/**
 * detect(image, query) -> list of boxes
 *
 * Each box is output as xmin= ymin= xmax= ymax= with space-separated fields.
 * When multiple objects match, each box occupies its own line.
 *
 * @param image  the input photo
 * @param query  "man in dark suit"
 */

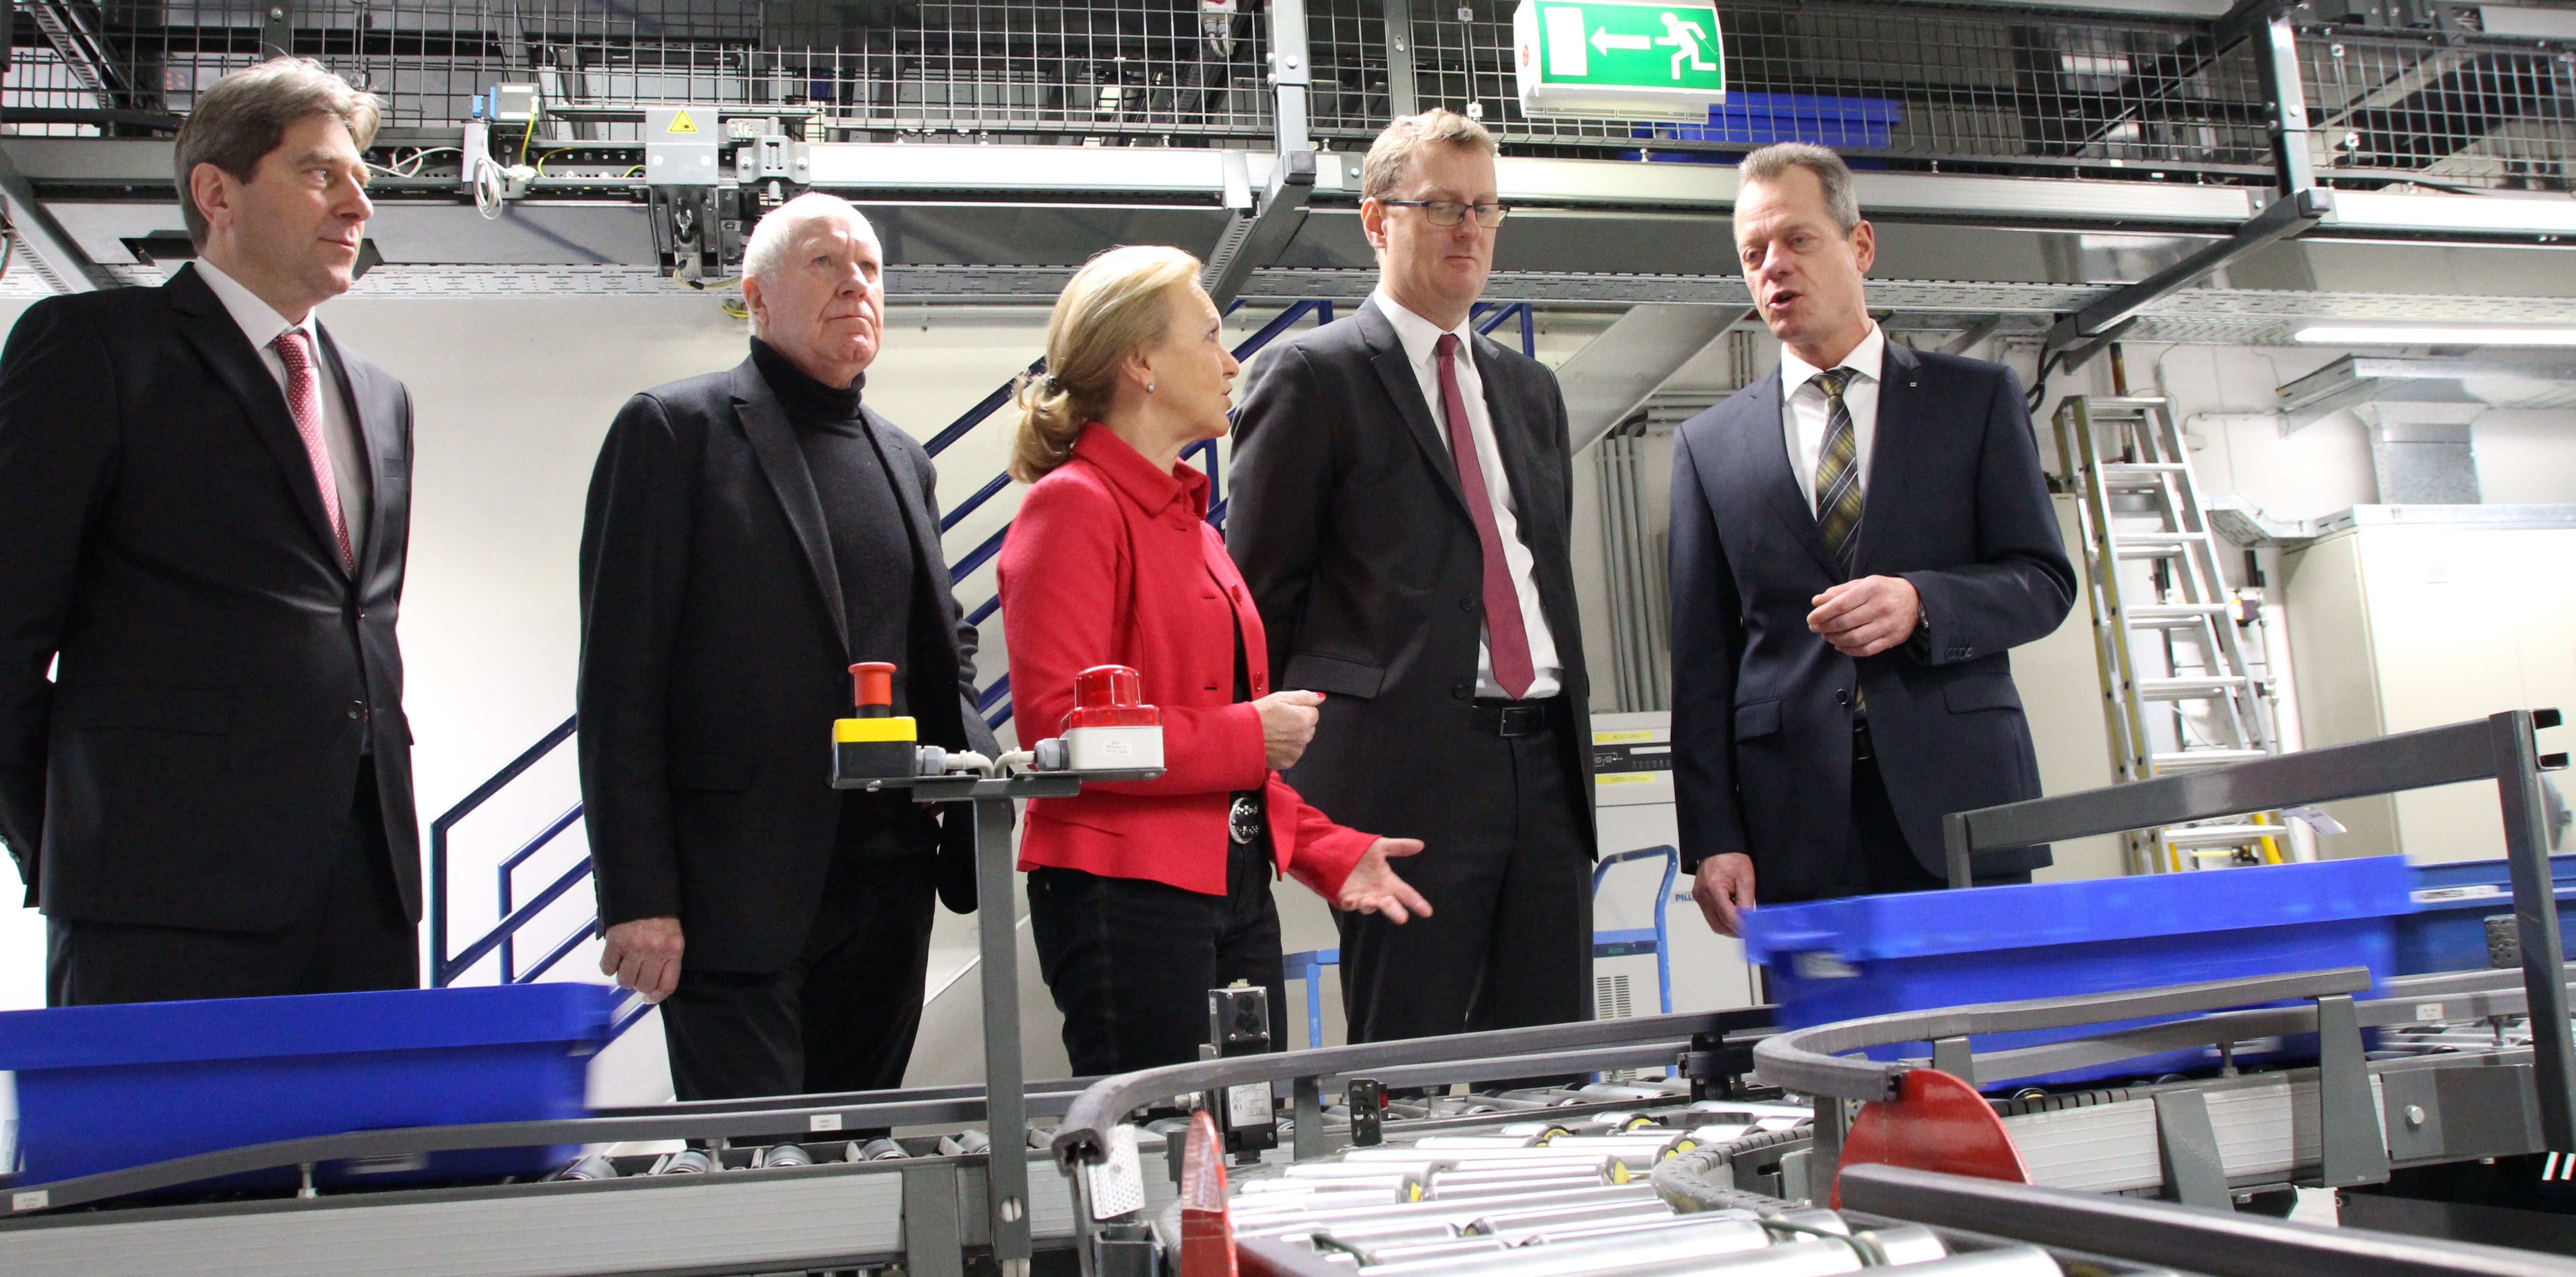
xmin=0 ymin=60 xmax=419 ymax=1005
xmin=1229 ymin=110 xmax=1596 ymax=1044
xmin=579 ymin=193 xmax=998 ymax=1100
xmin=1671 ymin=143 xmax=2076 ymax=936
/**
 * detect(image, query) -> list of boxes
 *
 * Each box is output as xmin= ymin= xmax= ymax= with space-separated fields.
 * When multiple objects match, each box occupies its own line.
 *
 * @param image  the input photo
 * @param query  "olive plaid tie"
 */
xmin=1811 ymin=367 xmax=1863 ymax=576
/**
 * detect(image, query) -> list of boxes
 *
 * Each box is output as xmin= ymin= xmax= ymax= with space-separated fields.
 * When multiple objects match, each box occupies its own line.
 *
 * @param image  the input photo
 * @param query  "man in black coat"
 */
xmin=579 ymin=194 xmax=998 ymax=1101
xmin=1228 ymin=111 xmax=1596 ymax=1044
xmin=1671 ymin=144 xmax=2077 ymax=935
xmin=0 ymin=60 xmax=420 ymax=1004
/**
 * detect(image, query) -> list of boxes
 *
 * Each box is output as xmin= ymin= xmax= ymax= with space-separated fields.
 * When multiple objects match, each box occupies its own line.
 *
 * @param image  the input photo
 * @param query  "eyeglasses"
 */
xmin=1377 ymin=199 xmax=1511 ymax=229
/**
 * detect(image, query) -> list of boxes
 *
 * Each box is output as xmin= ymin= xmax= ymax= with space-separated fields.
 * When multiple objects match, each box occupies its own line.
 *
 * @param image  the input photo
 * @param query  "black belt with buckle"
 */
xmin=1469 ymin=699 xmax=1552 ymax=737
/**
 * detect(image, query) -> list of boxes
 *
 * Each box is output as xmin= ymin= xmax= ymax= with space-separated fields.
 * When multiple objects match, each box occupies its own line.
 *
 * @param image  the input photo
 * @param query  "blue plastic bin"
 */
xmin=1628 ymin=93 xmax=1904 ymax=162
xmin=2398 ymin=854 xmax=2576 ymax=974
xmin=0 ymin=982 xmax=619 ymax=1188
xmin=1740 ymin=856 xmax=2413 ymax=1087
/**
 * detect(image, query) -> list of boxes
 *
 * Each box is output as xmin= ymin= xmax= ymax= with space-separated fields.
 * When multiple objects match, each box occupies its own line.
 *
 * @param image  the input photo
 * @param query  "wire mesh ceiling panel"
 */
xmin=1310 ymin=0 xmax=2278 ymax=184
xmin=0 ymin=0 xmax=2563 ymax=186
xmin=2304 ymin=29 xmax=2574 ymax=192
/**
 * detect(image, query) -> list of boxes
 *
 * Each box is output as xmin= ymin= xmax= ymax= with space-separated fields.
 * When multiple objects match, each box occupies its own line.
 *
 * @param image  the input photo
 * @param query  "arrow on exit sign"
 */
xmin=1515 ymin=0 xmax=1726 ymax=119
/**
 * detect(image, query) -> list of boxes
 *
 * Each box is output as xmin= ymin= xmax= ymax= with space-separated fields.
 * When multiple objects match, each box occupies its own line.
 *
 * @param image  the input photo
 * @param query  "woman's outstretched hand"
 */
xmin=1335 ymin=838 xmax=1433 ymax=924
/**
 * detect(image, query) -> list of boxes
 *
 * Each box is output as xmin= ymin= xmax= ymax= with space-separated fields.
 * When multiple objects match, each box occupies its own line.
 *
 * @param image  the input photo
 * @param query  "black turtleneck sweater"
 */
xmin=751 ymin=337 xmax=936 ymax=865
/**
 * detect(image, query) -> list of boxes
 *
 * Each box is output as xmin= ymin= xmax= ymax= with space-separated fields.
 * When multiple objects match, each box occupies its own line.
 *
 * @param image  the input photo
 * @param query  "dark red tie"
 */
xmin=274 ymin=330 xmax=354 ymax=573
xmin=1435 ymin=333 xmax=1535 ymax=699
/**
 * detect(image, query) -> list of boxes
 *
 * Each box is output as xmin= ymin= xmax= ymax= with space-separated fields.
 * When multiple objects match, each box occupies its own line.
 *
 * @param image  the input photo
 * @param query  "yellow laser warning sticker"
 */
xmin=666 ymin=111 xmax=699 ymax=135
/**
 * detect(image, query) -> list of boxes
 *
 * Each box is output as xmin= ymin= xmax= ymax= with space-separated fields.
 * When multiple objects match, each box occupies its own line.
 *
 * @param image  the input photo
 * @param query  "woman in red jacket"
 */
xmin=999 ymin=246 xmax=1431 ymax=1076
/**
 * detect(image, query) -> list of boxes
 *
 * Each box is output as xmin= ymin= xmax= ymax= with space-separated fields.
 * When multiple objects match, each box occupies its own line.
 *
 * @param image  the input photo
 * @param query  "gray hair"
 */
xmin=741 ymin=192 xmax=881 ymax=334
xmin=1361 ymin=109 xmax=1498 ymax=202
xmin=1740 ymin=143 xmax=1860 ymax=234
xmin=173 ymin=58 xmax=381 ymax=249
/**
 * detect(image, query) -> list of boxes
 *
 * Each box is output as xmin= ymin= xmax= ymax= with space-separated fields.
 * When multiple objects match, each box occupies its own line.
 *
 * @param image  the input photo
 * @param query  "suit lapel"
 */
xmin=1738 ymin=370 xmax=1845 ymax=580
xmin=731 ymin=361 xmax=851 ymax=659
xmin=1851 ymin=340 xmax=1921 ymax=577
xmin=316 ymin=325 xmax=396 ymax=580
xmin=1357 ymin=301 xmax=1470 ymax=519
xmin=1471 ymin=333 xmax=1550 ymax=554
xmin=166 ymin=265 xmax=345 ymax=570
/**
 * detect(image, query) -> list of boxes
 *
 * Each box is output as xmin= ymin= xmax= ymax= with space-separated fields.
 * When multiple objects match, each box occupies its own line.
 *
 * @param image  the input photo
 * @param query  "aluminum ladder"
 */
xmin=2053 ymin=395 xmax=2293 ymax=873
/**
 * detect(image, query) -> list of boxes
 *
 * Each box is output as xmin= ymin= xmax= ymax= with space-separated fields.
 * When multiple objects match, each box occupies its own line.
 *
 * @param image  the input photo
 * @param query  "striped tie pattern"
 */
xmin=1811 ymin=366 xmax=1863 ymax=575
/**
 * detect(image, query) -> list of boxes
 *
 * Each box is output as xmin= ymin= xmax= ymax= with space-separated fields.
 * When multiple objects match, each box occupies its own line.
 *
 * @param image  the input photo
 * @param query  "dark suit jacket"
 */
xmin=1668 ymin=341 xmax=2076 ymax=901
xmin=0 ymin=263 xmax=418 ymax=930
xmin=577 ymin=356 xmax=998 ymax=974
xmin=1227 ymin=299 xmax=1596 ymax=854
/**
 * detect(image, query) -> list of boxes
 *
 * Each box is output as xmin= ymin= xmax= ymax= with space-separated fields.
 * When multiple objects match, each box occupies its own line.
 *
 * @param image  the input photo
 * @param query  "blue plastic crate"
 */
xmin=1628 ymin=93 xmax=1904 ymax=162
xmin=2398 ymin=854 xmax=2576 ymax=974
xmin=1740 ymin=856 xmax=2413 ymax=1087
xmin=0 ymin=982 xmax=619 ymax=1188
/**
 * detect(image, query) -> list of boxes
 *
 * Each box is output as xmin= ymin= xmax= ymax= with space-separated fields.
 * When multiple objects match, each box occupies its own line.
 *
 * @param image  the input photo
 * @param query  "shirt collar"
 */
xmin=1371 ymin=290 xmax=1476 ymax=371
xmin=194 ymin=259 xmax=318 ymax=353
xmin=1778 ymin=322 xmax=1885 ymax=395
xmin=1072 ymin=424 xmax=1209 ymax=519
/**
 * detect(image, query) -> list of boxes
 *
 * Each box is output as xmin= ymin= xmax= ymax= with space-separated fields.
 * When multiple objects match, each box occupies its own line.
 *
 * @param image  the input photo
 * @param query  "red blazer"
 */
xmin=1000 ymin=426 xmax=1376 ymax=898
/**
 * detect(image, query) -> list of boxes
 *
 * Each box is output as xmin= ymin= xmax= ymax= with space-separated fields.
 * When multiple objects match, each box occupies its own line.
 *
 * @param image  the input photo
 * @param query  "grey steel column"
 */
xmin=2493 ymin=709 xmax=2576 ymax=1153
xmin=1270 ymin=0 xmax=1313 ymax=153
xmin=1381 ymin=0 xmax=1419 ymax=118
xmin=976 ymin=792 xmax=1033 ymax=1270
xmin=2252 ymin=13 xmax=2315 ymax=196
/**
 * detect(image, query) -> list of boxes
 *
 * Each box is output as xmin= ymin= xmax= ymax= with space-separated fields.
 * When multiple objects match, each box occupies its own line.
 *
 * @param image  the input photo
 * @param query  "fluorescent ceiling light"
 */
xmin=2293 ymin=326 xmax=2576 ymax=346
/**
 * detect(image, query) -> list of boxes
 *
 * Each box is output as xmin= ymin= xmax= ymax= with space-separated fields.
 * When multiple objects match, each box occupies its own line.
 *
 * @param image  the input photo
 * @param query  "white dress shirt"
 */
xmin=1372 ymin=291 xmax=1564 ymax=700
xmin=1778 ymin=323 xmax=1886 ymax=517
xmin=195 ymin=259 xmax=371 ymax=559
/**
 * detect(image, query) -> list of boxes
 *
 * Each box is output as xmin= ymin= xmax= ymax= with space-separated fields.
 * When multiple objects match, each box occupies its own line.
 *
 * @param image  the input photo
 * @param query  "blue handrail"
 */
xmin=428 ymin=713 xmax=576 ymax=988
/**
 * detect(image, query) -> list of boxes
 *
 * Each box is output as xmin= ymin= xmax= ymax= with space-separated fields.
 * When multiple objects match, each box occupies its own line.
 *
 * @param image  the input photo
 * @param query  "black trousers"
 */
xmin=1029 ymin=839 xmax=1288 ymax=1077
xmin=48 ymin=756 xmax=416 ymax=1005
xmin=658 ymin=852 xmax=939 ymax=1101
xmin=1335 ymin=699 xmax=1593 ymax=1044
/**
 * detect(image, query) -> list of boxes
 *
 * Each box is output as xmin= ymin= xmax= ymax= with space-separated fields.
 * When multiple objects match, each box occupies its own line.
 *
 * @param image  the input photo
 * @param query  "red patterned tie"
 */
xmin=273 ymin=330 xmax=354 ymax=573
xmin=1434 ymin=333 xmax=1536 ymax=699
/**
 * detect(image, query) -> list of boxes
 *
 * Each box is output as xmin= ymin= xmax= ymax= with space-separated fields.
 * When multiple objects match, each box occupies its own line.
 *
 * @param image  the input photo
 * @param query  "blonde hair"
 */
xmin=1361 ymin=109 xmax=1497 ymax=202
xmin=1010 ymin=245 xmax=1204 ymax=484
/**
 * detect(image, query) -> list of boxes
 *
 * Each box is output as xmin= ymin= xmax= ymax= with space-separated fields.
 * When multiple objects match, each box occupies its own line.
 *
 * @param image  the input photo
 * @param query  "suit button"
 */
xmin=1459 ymin=596 xmax=1477 ymax=612
xmin=348 ymin=701 xmax=366 ymax=720
xmin=1452 ymin=681 xmax=1471 ymax=700
xmin=1836 ymin=689 xmax=1849 ymax=708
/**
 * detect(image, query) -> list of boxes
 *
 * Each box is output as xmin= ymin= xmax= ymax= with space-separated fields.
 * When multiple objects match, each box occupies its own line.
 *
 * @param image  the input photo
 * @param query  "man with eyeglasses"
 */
xmin=1229 ymin=109 xmax=1596 ymax=1047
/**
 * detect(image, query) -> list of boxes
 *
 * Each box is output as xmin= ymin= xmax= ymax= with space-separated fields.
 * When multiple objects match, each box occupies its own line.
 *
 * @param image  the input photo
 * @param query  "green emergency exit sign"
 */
xmin=1513 ymin=0 xmax=1727 ymax=119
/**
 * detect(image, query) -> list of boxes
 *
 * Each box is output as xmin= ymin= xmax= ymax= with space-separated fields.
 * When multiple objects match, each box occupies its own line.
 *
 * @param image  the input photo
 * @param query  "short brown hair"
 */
xmin=1739 ymin=143 xmax=1860 ymax=234
xmin=1360 ymin=109 xmax=1497 ymax=202
xmin=1010 ymin=245 xmax=1204 ymax=484
xmin=173 ymin=58 xmax=382 ymax=248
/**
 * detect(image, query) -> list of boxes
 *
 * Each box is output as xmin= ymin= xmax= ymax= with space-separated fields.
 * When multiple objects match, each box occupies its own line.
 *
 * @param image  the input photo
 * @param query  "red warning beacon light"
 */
xmin=1061 ymin=664 xmax=1164 ymax=770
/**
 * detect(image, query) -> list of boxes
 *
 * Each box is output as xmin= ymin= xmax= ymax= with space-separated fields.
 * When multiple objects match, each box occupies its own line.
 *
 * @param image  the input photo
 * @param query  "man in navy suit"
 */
xmin=1669 ymin=143 xmax=2076 ymax=936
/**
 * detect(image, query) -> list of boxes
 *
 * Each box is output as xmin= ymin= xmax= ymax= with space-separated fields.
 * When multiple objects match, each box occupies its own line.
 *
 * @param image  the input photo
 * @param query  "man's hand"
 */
xmin=1692 ymin=854 xmax=1758 ymax=938
xmin=1253 ymin=689 xmax=1325 ymax=770
xmin=1335 ymin=838 xmax=1434 ymax=924
xmin=600 ymin=915 xmax=685 ymax=1003
xmin=1808 ymin=575 xmax=1921 ymax=658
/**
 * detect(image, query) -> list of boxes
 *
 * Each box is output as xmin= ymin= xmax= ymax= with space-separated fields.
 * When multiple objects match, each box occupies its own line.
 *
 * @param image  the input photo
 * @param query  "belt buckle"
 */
xmin=1500 ymin=704 xmax=1544 ymax=737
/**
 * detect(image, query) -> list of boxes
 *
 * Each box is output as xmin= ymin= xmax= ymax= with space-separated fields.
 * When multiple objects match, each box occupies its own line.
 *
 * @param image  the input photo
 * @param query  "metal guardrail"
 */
xmin=1941 ymin=708 xmax=2573 ymax=1154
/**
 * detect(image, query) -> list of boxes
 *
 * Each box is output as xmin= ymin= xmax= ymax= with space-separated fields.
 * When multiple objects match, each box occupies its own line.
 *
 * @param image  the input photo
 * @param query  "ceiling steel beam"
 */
xmin=2041 ymin=186 xmax=2332 ymax=372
